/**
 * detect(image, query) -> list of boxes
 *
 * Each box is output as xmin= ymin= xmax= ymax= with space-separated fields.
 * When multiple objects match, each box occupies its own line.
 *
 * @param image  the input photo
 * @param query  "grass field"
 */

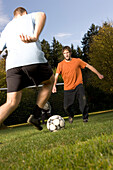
xmin=0 ymin=111 xmax=113 ymax=170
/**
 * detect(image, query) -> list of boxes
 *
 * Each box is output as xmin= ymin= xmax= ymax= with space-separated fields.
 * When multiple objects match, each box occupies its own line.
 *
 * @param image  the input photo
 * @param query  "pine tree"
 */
xmin=41 ymin=39 xmax=52 ymax=65
xmin=71 ymin=44 xmax=77 ymax=58
xmin=76 ymin=46 xmax=83 ymax=59
xmin=81 ymin=24 xmax=99 ymax=62
xmin=51 ymin=37 xmax=63 ymax=68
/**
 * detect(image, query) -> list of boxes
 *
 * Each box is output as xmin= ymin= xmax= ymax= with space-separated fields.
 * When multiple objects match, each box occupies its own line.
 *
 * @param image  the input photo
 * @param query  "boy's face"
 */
xmin=63 ymin=49 xmax=71 ymax=61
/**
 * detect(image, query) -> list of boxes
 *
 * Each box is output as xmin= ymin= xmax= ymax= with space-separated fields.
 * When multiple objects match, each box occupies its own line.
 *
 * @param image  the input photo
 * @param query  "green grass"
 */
xmin=0 ymin=112 xmax=113 ymax=170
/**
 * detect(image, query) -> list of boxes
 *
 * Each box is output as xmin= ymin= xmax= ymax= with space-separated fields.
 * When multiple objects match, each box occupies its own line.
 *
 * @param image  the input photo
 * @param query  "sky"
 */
xmin=0 ymin=0 xmax=113 ymax=49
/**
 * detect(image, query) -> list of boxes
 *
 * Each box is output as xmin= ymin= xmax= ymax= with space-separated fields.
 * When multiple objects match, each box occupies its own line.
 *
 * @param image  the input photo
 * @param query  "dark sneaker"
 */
xmin=83 ymin=119 xmax=88 ymax=123
xmin=69 ymin=117 xmax=73 ymax=123
xmin=27 ymin=115 xmax=43 ymax=130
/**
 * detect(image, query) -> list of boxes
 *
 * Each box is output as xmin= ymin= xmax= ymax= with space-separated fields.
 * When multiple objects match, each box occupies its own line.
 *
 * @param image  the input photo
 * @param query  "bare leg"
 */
xmin=27 ymin=74 xmax=54 ymax=130
xmin=0 ymin=90 xmax=22 ymax=124
xmin=36 ymin=74 xmax=54 ymax=108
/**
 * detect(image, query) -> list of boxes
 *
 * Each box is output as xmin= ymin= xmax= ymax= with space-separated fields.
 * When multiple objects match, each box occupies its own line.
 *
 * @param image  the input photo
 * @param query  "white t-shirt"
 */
xmin=0 ymin=12 xmax=47 ymax=71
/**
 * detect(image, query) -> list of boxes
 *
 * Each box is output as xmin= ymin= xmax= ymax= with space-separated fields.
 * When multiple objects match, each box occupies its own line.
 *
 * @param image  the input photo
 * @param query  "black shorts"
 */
xmin=6 ymin=63 xmax=53 ymax=92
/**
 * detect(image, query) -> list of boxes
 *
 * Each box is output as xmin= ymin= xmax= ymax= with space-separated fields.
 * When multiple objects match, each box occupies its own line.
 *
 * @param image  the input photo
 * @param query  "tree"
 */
xmin=41 ymin=39 xmax=52 ymax=65
xmin=0 ymin=58 xmax=6 ymax=107
xmin=0 ymin=58 xmax=6 ymax=88
xmin=76 ymin=46 xmax=83 ymax=59
xmin=51 ymin=37 xmax=63 ymax=68
xmin=71 ymin=44 xmax=77 ymax=58
xmin=81 ymin=24 xmax=99 ymax=62
xmin=88 ymin=22 xmax=113 ymax=94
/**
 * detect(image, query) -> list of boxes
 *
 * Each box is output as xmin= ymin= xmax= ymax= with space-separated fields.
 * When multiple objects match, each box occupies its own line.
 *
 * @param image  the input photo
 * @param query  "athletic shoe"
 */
xmin=27 ymin=115 xmax=43 ymax=130
xmin=83 ymin=119 xmax=88 ymax=122
xmin=69 ymin=117 xmax=73 ymax=123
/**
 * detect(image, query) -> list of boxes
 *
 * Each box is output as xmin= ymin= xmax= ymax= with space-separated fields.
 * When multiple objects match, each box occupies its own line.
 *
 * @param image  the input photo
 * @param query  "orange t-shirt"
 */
xmin=56 ymin=58 xmax=87 ymax=90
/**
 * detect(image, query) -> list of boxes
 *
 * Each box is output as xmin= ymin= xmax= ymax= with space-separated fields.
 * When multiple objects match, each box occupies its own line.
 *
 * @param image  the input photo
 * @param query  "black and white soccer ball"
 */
xmin=47 ymin=115 xmax=65 ymax=132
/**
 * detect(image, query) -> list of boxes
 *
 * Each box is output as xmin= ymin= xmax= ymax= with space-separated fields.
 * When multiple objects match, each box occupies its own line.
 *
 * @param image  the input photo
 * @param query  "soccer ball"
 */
xmin=47 ymin=115 xmax=65 ymax=132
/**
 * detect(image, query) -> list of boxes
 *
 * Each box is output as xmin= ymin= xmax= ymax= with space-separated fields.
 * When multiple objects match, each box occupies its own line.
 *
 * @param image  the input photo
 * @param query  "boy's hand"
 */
xmin=52 ymin=85 xmax=57 ymax=93
xmin=98 ymin=74 xmax=104 ymax=79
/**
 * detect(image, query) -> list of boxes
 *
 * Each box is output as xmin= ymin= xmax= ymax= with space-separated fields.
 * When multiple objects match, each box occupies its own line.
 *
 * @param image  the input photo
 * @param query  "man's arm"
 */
xmin=20 ymin=12 xmax=46 ymax=43
xmin=86 ymin=63 xmax=104 ymax=79
xmin=52 ymin=73 xmax=59 ymax=93
xmin=33 ymin=12 xmax=46 ymax=40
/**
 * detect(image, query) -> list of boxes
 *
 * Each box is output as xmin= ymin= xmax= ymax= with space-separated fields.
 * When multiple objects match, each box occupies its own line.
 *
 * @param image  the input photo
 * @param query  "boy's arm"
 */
xmin=33 ymin=12 xmax=46 ymax=40
xmin=86 ymin=64 xmax=104 ymax=79
xmin=20 ymin=12 xmax=46 ymax=43
xmin=52 ymin=73 xmax=59 ymax=93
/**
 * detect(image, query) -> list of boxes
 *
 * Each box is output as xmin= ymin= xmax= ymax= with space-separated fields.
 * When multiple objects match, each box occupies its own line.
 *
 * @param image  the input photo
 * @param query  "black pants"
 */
xmin=64 ymin=84 xmax=89 ymax=120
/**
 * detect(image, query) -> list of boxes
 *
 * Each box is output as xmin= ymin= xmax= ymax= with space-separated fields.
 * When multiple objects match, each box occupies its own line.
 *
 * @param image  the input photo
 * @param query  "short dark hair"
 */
xmin=62 ymin=46 xmax=72 ymax=53
xmin=13 ymin=7 xmax=27 ymax=16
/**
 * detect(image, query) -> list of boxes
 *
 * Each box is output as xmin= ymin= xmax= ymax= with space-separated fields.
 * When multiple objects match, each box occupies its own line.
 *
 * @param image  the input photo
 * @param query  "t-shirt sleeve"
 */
xmin=78 ymin=59 xmax=87 ymax=69
xmin=56 ymin=63 xmax=62 ymax=74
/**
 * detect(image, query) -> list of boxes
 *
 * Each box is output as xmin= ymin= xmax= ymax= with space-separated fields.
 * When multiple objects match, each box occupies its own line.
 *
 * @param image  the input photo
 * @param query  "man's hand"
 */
xmin=19 ymin=12 xmax=46 ymax=44
xmin=98 ymin=74 xmax=104 ymax=80
xmin=19 ymin=34 xmax=38 ymax=43
xmin=86 ymin=64 xmax=104 ymax=80
xmin=52 ymin=85 xmax=57 ymax=93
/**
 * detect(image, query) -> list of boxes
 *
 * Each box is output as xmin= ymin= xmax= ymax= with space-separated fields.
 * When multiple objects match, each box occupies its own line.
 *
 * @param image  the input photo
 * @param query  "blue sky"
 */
xmin=0 ymin=0 xmax=113 ymax=48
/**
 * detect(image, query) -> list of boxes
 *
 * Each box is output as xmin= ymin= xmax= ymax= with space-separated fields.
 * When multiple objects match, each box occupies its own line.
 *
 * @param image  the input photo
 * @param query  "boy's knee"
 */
xmin=7 ymin=98 xmax=20 ymax=109
xmin=6 ymin=91 xmax=22 ymax=108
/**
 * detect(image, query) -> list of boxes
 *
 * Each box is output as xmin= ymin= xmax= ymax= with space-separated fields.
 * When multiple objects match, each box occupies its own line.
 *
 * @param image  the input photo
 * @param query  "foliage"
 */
xmin=2 ymin=85 xmax=112 ymax=126
xmin=71 ymin=44 xmax=77 ymax=58
xmin=76 ymin=45 xmax=83 ymax=59
xmin=88 ymin=22 xmax=113 ymax=94
xmin=51 ymin=37 xmax=63 ymax=68
xmin=0 ymin=58 xmax=6 ymax=88
xmin=81 ymin=23 xmax=99 ymax=62
xmin=41 ymin=37 xmax=63 ymax=68
xmin=86 ymin=85 xmax=113 ymax=112
xmin=41 ymin=39 xmax=52 ymax=65
xmin=0 ymin=112 xmax=113 ymax=169
xmin=0 ymin=59 xmax=6 ymax=102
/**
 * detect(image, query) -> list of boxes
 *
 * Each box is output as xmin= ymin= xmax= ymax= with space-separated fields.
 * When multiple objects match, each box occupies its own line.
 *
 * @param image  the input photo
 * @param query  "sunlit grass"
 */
xmin=0 ymin=112 xmax=113 ymax=169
